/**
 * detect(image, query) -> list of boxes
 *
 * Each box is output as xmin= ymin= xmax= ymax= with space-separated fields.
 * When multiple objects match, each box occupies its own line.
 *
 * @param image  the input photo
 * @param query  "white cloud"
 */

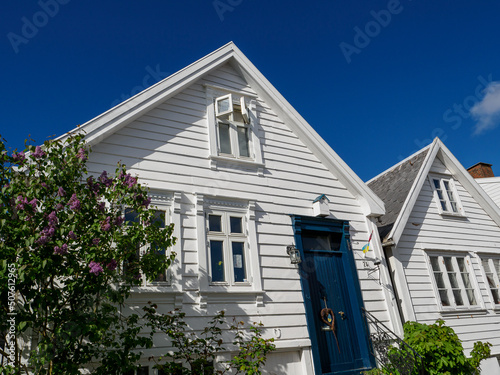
xmin=471 ymin=81 xmax=500 ymax=135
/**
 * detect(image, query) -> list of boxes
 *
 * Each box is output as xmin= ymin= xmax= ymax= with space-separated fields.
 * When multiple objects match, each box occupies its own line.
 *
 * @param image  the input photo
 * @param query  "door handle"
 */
xmin=338 ymin=311 xmax=346 ymax=320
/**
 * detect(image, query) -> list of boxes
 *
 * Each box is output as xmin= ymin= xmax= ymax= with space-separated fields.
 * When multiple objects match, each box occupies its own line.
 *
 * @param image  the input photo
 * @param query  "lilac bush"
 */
xmin=0 ymin=133 xmax=176 ymax=374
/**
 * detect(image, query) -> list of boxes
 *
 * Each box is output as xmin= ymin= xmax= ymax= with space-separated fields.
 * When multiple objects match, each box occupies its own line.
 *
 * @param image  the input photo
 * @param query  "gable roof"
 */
xmin=57 ymin=42 xmax=385 ymax=217
xmin=368 ymin=138 xmax=500 ymax=244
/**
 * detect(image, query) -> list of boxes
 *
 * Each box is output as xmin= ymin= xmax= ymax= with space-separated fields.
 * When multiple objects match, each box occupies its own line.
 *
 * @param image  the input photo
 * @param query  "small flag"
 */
xmin=362 ymin=231 xmax=373 ymax=254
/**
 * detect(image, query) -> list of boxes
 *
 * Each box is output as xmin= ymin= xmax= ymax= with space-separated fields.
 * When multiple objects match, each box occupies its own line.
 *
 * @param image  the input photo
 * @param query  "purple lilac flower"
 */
xmin=41 ymin=182 xmax=48 ymax=189
xmin=68 ymin=231 xmax=77 ymax=240
xmin=16 ymin=196 xmax=28 ymax=210
xmin=101 ymin=216 xmax=111 ymax=232
xmin=76 ymin=148 xmax=87 ymax=161
xmin=99 ymin=171 xmax=113 ymax=187
xmin=54 ymin=244 xmax=68 ymax=255
xmin=28 ymin=198 xmax=38 ymax=209
xmin=114 ymin=216 xmax=124 ymax=226
xmin=32 ymin=146 xmax=45 ymax=159
xmin=55 ymin=203 xmax=64 ymax=211
xmin=142 ymin=197 xmax=151 ymax=208
xmin=123 ymin=174 xmax=137 ymax=188
xmin=97 ymin=202 xmax=105 ymax=212
xmin=57 ymin=187 xmax=66 ymax=197
xmin=48 ymin=211 xmax=58 ymax=226
xmin=37 ymin=236 xmax=49 ymax=245
xmin=106 ymin=259 xmax=117 ymax=271
xmin=12 ymin=151 xmax=26 ymax=162
xmin=92 ymin=238 xmax=100 ymax=245
xmin=68 ymin=194 xmax=81 ymax=211
xmin=89 ymin=261 xmax=103 ymax=276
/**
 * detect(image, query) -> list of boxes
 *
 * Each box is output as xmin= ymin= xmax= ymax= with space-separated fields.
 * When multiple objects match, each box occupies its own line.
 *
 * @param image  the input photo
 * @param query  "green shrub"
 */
xmin=364 ymin=319 xmax=491 ymax=375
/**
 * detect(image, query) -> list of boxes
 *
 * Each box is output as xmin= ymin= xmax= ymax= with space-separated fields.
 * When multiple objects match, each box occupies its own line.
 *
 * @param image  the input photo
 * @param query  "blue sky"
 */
xmin=2 ymin=0 xmax=500 ymax=181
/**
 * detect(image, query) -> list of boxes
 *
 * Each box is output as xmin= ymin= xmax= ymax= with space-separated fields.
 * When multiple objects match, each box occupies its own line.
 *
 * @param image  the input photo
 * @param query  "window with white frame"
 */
xmin=205 ymin=87 xmax=264 ymax=170
xmin=215 ymin=94 xmax=251 ymax=159
xmin=429 ymin=176 xmax=463 ymax=215
xmin=428 ymin=254 xmax=479 ymax=309
xmin=123 ymin=193 xmax=174 ymax=285
xmin=480 ymin=257 xmax=500 ymax=306
xmin=207 ymin=211 xmax=249 ymax=285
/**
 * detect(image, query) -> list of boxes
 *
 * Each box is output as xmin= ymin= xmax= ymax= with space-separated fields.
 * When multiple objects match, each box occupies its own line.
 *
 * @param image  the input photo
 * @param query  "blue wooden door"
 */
xmin=292 ymin=216 xmax=374 ymax=375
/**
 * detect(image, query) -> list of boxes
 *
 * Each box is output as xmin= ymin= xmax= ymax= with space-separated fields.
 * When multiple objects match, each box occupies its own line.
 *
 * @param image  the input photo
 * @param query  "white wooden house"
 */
xmin=57 ymin=42 xmax=402 ymax=374
xmin=367 ymin=138 xmax=500 ymax=374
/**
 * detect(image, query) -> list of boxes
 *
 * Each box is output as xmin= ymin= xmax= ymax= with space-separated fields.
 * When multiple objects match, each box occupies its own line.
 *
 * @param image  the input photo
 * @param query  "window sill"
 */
xmin=439 ymin=308 xmax=487 ymax=317
xmin=199 ymin=289 xmax=264 ymax=308
xmin=130 ymin=285 xmax=181 ymax=294
xmin=438 ymin=211 xmax=466 ymax=218
xmin=209 ymin=155 xmax=264 ymax=172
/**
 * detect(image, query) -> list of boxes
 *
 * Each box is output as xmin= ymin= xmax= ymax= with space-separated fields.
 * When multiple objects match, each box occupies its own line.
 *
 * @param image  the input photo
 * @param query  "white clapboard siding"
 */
xmin=477 ymin=178 xmax=500 ymax=208
xmin=84 ymin=61 xmax=393 ymax=363
xmin=398 ymin=157 xmax=500 ymax=354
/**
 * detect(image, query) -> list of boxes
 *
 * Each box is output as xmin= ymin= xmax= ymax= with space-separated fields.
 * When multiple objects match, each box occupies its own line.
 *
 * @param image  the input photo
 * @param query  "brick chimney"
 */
xmin=467 ymin=162 xmax=494 ymax=179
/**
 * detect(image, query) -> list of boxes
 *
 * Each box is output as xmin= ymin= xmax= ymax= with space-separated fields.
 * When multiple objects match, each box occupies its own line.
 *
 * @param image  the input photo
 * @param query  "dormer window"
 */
xmin=429 ymin=176 xmax=464 ymax=215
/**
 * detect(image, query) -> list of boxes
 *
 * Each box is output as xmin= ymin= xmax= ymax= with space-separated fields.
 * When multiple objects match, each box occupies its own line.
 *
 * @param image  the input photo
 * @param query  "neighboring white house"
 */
xmin=57 ymin=42 xmax=401 ymax=375
xmin=367 ymin=138 xmax=500 ymax=374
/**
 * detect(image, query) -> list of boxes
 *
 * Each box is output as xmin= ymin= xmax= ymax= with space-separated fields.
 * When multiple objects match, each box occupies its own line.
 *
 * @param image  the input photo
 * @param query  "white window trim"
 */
xmin=196 ymin=194 xmax=263 ymax=306
xmin=207 ymin=210 xmax=250 ymax=286
xmin=205 ymin=86 xmax=264 ymax=171
xmin=425 ymin=251 xmax=483 ymax=312
xmin=129 ymin=191 xmax=182 ymax=293
xmin=478 ymin=254 xmax=500 ymax=310
xmin=428 ymin=175 xmax=465 ymax=216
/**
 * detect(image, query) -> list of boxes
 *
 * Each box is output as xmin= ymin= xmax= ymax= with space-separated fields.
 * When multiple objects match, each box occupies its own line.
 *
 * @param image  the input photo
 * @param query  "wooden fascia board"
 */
xmin=229 ymin=47 xmax=385 ymax=217
xmin=437 ymin=140 xmax=500 ymax=228
xmin=388 ymin=139 xmax=441 ymax=245
xmin=57 ymin=42 xmax=238 ymax=146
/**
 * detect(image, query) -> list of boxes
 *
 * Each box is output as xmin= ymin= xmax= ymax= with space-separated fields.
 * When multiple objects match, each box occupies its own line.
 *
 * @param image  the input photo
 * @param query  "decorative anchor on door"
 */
xmin=320 ymin=297 xmax=341 ymax=353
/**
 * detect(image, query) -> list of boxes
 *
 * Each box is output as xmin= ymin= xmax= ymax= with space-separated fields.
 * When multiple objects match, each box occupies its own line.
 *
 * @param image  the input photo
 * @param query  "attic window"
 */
xmin=205 ymin=86 xmax=264 ymax=170
xmin=215 ymin=94 xmax=233 ymax=116
xmin=429 ymin=176 xmax=464 ymax=216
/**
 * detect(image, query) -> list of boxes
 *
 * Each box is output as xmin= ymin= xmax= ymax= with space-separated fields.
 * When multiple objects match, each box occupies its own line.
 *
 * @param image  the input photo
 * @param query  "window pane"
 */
xmin=209 ymin=215 xmax=222 ymax=232
xmin=137 ymin=367 xmax=149 ymax=375
xmin=232 ymin=242 xmax=246 ymax=283
xmin=466 ymin=289 xmax=477 ymax=305
xmin=237 ymin=126 xmax=250 ymax=157
xmin=434 ymin=272 xmax=446 ymax=288
xmin=210 ymin=240 xmax=225 ymax=282
xmin=230 ymin=216 xmax=242 ymax=233
xmin=492 ymin=289 xmax=500 ymax=304
xmin=153 ymin=210 xmax=166 ymax=228
xmin=430 ymin=256 xmax=440 ymax=271
xmin=217 ymin=97 xmax=231 ymax=114
xmin=453 ymin=289 xmax=464 ymax=305
xmin=444 ymin=257 xmax=453 ymax=271
xmin=125 ymin=208 xmax=140 ymax=224
xmin=218 ymin=123 xmax=232 ymax=154
xmin=302 ymin=231 xmax=342 ymax=251
xmin=439 ymin=290 xmax=450 ymax=306
xmin=448 ymin=272 xmax=459 ymax=288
